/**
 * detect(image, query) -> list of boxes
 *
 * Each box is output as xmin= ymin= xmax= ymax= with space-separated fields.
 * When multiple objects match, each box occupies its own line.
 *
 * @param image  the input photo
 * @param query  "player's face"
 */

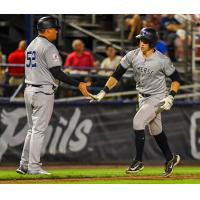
xmin=139 ymin=39 xmax=151 ymax=54
xmin=47 ymin=28 xmax=58 ymax=41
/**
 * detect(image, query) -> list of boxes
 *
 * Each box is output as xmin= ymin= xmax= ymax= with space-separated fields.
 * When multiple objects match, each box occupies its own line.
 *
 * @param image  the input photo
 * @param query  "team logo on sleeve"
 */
xmin=52 ymin=53 xmax=59 ymax=62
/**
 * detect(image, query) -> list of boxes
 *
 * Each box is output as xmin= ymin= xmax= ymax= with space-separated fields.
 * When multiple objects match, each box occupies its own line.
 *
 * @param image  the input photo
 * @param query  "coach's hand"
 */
xmin=78 ymin=82 xmax=91 ymax=97
xmin=89 ymin=90 xmax=106 ymax=102
xmin=159 ymin=95 xmax=174 ymax=111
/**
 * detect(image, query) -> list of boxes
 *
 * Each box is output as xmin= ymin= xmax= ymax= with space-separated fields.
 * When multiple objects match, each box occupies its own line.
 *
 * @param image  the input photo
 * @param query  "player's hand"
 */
xmin=159 ymin=95 xmax=174 ymax=111
xmin=78 ymin=82 xmax=91 ymax=97
xmin=89 ymin=90 xmax=106 ymax=102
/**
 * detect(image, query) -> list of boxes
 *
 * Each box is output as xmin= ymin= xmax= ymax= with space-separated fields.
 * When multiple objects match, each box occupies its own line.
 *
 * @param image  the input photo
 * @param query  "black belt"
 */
xmin=27 ymin=84 xmax=42 ymax=87
xmin=139 ymin=93 xmax=151 ymax=97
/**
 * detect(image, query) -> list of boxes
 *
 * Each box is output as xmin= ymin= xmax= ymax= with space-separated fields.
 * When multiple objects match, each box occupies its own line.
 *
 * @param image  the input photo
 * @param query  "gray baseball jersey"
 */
xmin=120 ymin=48 xmax=175 ymax=95
xmin=20 ymin=36 xmax=62 ymax=171
xmin=25 ymin=36 xmax=62 ymax=87
xmin=120 ymin=48 xmax=175 ymax=135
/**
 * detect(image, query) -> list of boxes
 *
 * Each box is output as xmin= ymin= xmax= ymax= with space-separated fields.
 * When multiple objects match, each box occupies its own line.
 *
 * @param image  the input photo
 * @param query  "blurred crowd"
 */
xmin=0 ymin=38 xmax=123 ymax=98
xmin=0 ymin=14 xmax=200 ymax=99
xmin=123 ymin=14 xmax=200 ymax=62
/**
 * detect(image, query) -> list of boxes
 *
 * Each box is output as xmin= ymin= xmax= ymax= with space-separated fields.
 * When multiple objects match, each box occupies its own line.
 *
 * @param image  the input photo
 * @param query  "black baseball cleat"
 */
xmin=16 ymin=165 xmax=28 ymax=175
xmin=163 ymin=154 xmax=180 ymax=177
xmin=126 ymin=160 xmax=144 ymax=174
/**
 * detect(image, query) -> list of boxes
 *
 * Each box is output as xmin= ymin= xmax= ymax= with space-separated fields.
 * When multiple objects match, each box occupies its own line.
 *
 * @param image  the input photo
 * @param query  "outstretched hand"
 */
xmin=78 ymin=82 xmax=91 ymax=97
xmin=89 ymin=90 xmax=106 ymax=102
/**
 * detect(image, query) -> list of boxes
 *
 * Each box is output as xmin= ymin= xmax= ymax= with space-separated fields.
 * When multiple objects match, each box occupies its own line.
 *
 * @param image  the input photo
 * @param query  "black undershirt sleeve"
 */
xmin=111 ymin=64 xmax=128 ymax=81
xmin=168 ymin=69 xmax=182 ymax=83
xmin=49 ymin=66 xmax=79 ymax=87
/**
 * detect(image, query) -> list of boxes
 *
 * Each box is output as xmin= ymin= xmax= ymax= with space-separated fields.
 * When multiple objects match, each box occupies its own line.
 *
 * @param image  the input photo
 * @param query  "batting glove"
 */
xmin=89 ymin=90 xmax=106 ymax=102
xmin=159 ymin=95 xmax=174 ymax=111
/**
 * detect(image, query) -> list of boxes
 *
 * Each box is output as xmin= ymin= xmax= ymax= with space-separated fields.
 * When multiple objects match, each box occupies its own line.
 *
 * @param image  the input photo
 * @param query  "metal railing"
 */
xmin=4 ymin=83 xmax=200 ymax=103
xmin=67 ymin=22 xmax=123 ymax=52
xmin=192 ymin=31 xmax=200 ymax=75
xmin=52 ymin=14 xmax=126 ymax=53
xmin=55 ymin=83 xmax=200 ymax=102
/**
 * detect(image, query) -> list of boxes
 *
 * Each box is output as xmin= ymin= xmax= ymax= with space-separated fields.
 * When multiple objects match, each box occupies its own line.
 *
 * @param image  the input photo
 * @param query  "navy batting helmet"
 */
xmin=136 ymin=27 xmax=158 ymax=48
xmin=37 ymin=16 xmax=60 ymax=31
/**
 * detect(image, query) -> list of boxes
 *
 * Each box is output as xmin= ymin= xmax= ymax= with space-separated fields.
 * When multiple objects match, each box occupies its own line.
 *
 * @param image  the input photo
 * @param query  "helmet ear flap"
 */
xmin=136 ymin=37 xmax=140 ymax=45
xmin=136 ymin=36 xmax=155 ymax=48
xmin=149 ymin=42 xmax=155 ymax=48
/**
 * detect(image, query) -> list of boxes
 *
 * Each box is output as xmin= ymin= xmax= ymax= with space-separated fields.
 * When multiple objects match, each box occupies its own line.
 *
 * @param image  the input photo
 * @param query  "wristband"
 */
xmin=169 ymin=90 xmax=176 ymax=97
xmin=103 ymin=86 xmax=110 ymax=93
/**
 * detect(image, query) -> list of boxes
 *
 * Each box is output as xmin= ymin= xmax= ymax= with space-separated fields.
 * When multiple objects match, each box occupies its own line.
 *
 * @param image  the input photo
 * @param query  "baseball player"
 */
xmin=16 ymin=16 xmax=91 ymax=175
xmin=90 ymin=27 xmax=181 ymax=177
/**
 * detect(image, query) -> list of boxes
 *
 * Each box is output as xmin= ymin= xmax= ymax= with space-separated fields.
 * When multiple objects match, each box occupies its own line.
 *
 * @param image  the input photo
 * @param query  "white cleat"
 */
xmin=28 ymin=169 xmax=51 ymax=175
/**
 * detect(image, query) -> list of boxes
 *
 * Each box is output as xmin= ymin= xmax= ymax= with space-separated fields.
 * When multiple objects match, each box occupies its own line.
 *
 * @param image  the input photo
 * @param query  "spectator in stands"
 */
xmin=62 ymin=39 xmax=95 ymax=98
xmin=143 ymin=14 xmax=161 ymax=31
xmin=0 ymin=46 xmax=7 ymax=96
xmin=175 ymin=29 xmax=187 ymax=62
xmin=8 ymin=40 xmax=26 ymax=86
xmin=189 ymin=14 xmax=200 ymax=58
xmin=160 ymin=14 xmax=184 ymax=61
xmin=99 ymin=45 xmax=122 ymax=76
xmin=64 ymin=39 xmax=95 ymax=70
xmin=126 ymin=15 xmax=143 ymax=42
xmin=0 ymin=46 xmax=6 ymax=65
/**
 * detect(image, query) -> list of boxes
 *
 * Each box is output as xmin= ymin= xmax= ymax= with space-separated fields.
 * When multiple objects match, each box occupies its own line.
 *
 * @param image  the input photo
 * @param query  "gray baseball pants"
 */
xmin=133 ymin=93 xmax=167 ymax=135
xmin=20 ymin=85 xmax=54 ymax=170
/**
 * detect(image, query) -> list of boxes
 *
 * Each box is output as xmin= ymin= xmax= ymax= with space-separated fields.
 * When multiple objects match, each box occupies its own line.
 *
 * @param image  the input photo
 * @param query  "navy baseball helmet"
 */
xmin=136 ymin=27 xmax=158 ymax=47
xmin=37 ymin=16 xmax=61 ymax=31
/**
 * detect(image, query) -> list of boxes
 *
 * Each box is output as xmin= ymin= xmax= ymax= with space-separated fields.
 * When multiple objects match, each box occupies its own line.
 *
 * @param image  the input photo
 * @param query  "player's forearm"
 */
xmin=103 ymin=64 xmax=127 ymax=93
xmin=168 ymin=70 xmax=182 ymax=96
xmin=103 ymin=76 xmax=118 ymax=92
xmin=170 ymin=81 xmax=181 ymax=96
xmin=49 ymin=66 xmax=79 ymax=87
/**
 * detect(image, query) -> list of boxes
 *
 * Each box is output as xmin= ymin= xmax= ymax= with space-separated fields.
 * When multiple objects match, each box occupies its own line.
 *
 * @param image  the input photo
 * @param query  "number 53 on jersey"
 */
xmin=26 ymin=51 xmax=37 ymax=68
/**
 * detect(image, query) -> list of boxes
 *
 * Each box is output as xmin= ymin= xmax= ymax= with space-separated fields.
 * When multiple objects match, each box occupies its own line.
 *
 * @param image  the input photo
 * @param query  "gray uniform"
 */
xmin=120 ymin=48 xmax=175 ymax=135
xmin=20 ymin=36 xmax=62 ymax=171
